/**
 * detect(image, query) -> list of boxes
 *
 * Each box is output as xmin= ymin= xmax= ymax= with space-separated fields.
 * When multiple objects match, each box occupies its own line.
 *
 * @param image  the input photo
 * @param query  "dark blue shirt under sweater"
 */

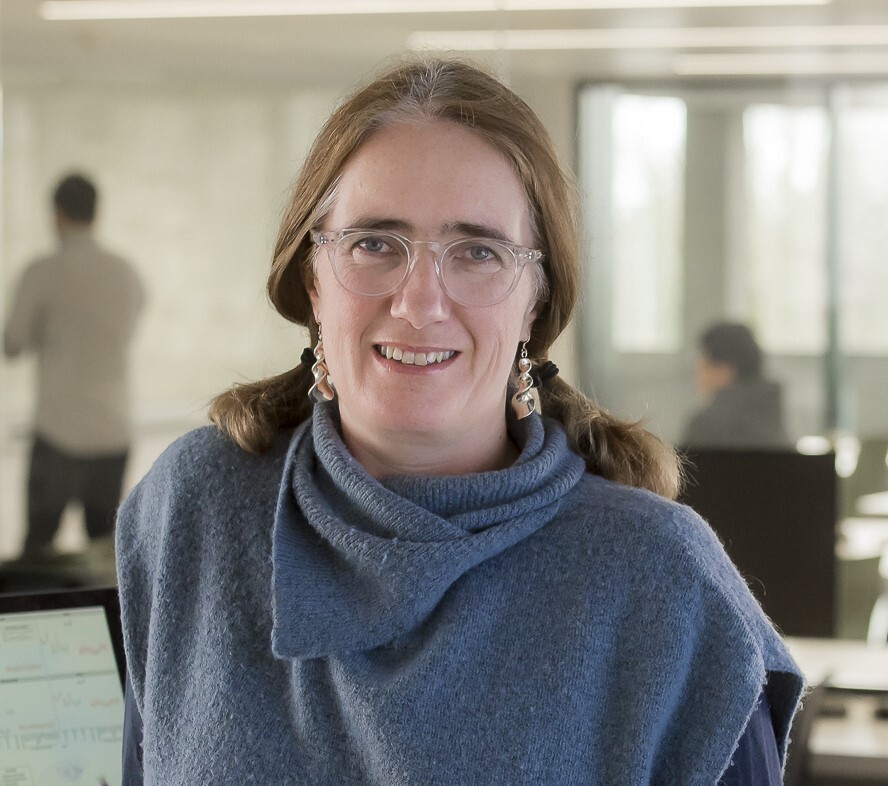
xmin=116 ymin=403 xmax=803 ymax=784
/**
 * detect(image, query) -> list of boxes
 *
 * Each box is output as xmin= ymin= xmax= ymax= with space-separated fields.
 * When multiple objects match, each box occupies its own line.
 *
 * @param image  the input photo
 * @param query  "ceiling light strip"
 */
xmin=674 ymin=52 xmax=888 ymax=75
xmin=409 ymin=26 xmax=888 ymax=51
xmin=40 ymin=1 xmax=489 ymax=19
xmin=508 ymin=0 xmax=828 ymax=6
xmin=40 ymin=0 xmax=830 ymax=22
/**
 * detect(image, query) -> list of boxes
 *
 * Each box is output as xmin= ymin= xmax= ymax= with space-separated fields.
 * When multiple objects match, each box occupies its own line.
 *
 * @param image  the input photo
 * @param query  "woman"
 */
xmin=117 ymin=57 xmax=803 ymax=784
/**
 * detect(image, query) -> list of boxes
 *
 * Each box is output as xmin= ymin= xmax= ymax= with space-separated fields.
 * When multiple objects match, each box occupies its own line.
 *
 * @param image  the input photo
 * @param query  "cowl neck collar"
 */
xmin=272 ymin=403 xmax=585 ymax=660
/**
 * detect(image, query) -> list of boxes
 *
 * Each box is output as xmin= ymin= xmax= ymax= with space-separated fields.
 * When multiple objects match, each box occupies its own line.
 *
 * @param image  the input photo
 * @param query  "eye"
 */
xmin=339 ymin=233 xmax=407 ymax=267
xmin=448 ymin=240 xmax=510 ymax=271
xmin=357 ymin=235 xmax=393 ymax=254
xmin=342 ymin=233 xmax=395 ymax=255
xmin=467 ymin=244 xmax=496 ymax=261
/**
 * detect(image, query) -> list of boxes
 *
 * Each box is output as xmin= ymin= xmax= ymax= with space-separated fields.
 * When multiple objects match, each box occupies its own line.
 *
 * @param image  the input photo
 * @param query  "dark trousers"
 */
xmin=24 ymin=435 xmax=129 ymax=554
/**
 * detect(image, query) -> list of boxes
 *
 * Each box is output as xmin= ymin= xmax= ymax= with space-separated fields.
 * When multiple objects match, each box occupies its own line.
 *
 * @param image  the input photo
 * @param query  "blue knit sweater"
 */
xmin=117 ymin=404 xmax=803 ymax=784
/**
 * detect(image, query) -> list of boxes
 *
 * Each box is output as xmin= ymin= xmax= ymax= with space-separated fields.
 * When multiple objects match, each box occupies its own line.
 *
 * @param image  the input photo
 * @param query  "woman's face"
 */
xmin=308 ymin=118 xmax=538 ymax=472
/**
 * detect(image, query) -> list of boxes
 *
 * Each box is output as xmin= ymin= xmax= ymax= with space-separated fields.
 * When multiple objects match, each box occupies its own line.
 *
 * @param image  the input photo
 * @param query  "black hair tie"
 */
xmin=531 ymin=360 xmax=559 ymax=388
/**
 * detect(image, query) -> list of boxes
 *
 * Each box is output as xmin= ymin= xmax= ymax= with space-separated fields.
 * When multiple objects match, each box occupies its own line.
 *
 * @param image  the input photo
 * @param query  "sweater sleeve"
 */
xmin=114 ymin=427 xmax=219 ymax=711
xmin=115 ymin=425 xmax=292 ymax=748
xmin=123 ymin=675 xmax=145 ymax=785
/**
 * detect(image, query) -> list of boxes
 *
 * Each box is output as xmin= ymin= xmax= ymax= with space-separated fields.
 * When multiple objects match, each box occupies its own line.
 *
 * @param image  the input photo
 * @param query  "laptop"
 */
xmin=0 ymin=586 xmax=126 ymax=786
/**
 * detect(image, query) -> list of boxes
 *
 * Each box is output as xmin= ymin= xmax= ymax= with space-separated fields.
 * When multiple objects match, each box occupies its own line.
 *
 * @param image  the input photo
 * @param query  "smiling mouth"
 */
xmin=374 ymin=344 xmax=457 ymax=367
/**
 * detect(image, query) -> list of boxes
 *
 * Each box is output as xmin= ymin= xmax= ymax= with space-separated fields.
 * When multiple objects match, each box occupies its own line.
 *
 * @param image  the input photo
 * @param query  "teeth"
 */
xmin=376 ymin=346 xmax=454 ymax=366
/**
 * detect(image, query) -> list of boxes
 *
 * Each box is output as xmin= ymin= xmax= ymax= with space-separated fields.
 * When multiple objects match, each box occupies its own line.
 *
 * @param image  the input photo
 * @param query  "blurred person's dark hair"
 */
xmin=53 ymin=174 xmax=98 ymax=224
xmin=699 ymin=322 xmax=763 ymax=380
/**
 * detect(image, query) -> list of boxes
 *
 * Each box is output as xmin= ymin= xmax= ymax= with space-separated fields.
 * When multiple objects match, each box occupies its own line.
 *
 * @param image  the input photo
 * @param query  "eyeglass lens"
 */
xmin=329 ymin=231 xmax=519 ymax=306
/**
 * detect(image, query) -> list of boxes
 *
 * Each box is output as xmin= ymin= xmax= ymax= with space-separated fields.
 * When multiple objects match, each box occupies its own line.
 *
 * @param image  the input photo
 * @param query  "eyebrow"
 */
xmin=443 ymin=221 xmax=512 ymax=244
xmin=347 ymin=216 xmax=514 ymax=244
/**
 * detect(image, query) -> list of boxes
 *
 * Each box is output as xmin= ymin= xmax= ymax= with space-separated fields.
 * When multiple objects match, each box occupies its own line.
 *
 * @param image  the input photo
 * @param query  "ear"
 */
xmin=306 ymin=270 xmax=321 ymax=321
xmin=519 ymin=299 xmax=538 ymax=344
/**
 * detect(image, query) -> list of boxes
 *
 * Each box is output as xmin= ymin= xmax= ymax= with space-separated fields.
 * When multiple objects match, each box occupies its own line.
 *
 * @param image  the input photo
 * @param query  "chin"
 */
xmin=357 ymin=396 xmax=462 ymax=438
xmin=379 ymin=410 xmax=456 ymax=438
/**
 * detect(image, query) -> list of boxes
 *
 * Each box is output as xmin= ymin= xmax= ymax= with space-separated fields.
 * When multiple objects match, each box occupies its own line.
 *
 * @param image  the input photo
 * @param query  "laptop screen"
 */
xmin=0 ymin=587 xmax=126 ymax=786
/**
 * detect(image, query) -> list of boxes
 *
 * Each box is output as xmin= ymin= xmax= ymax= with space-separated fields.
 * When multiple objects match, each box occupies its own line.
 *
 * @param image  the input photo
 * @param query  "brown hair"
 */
xmin=209 ymin=56 xmax=681 ymax=499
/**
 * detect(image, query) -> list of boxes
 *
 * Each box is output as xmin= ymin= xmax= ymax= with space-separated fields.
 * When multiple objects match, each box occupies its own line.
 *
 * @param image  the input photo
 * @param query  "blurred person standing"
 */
xmin=684 ymin=321 xmax=789 ymax=449
xmin=3 ymin=173 xmax=145 ymax=559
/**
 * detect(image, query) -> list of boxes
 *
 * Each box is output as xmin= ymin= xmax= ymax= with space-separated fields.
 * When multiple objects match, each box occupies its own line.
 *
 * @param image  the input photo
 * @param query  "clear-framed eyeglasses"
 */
xmin=310 ymin=228 xmax=544 ymax=308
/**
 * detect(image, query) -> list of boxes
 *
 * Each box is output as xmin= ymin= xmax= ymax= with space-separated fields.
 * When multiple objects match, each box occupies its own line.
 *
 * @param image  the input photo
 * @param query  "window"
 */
xmin=611 ymin=95 xmax=687 ymax=352
xmin=840 ymin=98 xmax=888 ymax=354
xmin=742 ymin=104 xmax=829 ymax=354
xmin=578 ymin=81 xmax=888 ymax=442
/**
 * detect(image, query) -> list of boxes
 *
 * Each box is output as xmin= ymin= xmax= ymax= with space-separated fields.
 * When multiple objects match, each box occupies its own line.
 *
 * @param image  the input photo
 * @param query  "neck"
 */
xmin=58 ymin=221 xmax=92 ymax=241
xmin=339 ymin=415 xmax=520 ymax=479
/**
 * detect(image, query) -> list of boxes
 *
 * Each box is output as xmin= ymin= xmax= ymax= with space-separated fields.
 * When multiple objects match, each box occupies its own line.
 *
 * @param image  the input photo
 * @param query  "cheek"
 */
xmin=694 ymin=367 xmax=708 ymax=394
xmin=695 ymin=364 xmax=718 ymax=395
xmin=475 ymin=312 xmax=527 ymax=372
xmin=317 ymin=298 xmax=378 ymax=374
xmin=314 ymin=271 xmax=360 ymax=332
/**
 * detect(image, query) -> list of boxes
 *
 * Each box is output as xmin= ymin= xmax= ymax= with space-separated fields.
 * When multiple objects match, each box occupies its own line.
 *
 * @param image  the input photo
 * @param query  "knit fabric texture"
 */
xmin=117 ymin=403 xmax=803 ymax=785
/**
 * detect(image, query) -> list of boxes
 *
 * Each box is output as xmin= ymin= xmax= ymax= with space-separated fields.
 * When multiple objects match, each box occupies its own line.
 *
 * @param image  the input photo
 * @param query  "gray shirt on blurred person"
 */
xmin=684 ymin=377 xmax=790 ymax=450
xmin=4 ymin=225 xmax=144 ymax=455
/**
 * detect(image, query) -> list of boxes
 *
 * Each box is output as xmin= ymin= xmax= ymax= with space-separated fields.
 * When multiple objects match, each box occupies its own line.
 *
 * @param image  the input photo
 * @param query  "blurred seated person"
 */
xmin=684 ymin=321 xmax=790 ymax=450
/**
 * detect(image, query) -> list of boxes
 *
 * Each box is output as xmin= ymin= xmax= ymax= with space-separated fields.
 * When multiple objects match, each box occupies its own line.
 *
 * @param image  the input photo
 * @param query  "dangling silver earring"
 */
xmin=308 ymin=324 xmax=335 ymax=403
xmin=511 ymin=342 xmax=536 ymax=420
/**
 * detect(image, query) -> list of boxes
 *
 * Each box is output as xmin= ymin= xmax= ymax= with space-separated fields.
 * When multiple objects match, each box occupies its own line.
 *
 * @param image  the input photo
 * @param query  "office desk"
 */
xmin=860 ymin=493 xmax=888 ymax=517
xmin=787 ymin=637 xmax=888 ymax=782
xmin=840 ymin=517 xmax=888 ymax=560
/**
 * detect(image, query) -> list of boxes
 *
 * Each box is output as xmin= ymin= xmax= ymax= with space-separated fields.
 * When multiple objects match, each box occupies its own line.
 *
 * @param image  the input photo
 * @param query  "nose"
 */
xmin=389 ymin=246 xmax=450 ymax=328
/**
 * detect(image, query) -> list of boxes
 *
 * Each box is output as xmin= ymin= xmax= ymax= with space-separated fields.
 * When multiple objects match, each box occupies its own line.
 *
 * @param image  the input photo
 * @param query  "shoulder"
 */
xmin=5 ymin=257 xmax=63 ymax=312
xmin=94 ymin=244 xmax=143 ymax=284
xmin=15 ymin=254 xmax=58 ymax=285
xmin=117 ymin=424 xmax=293 ymax=549
xmin=116 ymin=424 xmax=295 ymax=706
xmin=684 ymin=401 xmax=728 ymax=445
xmin=116 ymin=424 xmax=295 ymax=627
xmin=557 ymin=472 xmax=803 ymax=748
xmin=105 ymin=245 xmax=139 ymax=274
xmin=558 ymin=473 xmax=783 ymax=635
xmin=562 ymin=471 xmax=711 ymax=552
xmin=125 ymin=424 xmax=291 ymax=507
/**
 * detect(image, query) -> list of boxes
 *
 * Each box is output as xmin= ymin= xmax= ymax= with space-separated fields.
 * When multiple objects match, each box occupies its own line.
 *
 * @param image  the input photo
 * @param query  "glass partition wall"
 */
xmin=578 ymin=80 xmax=888 ymax=638
xmin=0 ymin=80 xmax=341 ymax=560
xmin=578 ymin=80 xmax=888 ymax=448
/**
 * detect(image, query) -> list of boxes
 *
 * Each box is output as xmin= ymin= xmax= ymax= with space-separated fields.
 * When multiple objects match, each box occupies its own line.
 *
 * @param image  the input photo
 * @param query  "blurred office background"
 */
xmin=3 ymin=2 xmax=888 ymax=781
xmin=2 ymin=0 xmax=888 ymax=624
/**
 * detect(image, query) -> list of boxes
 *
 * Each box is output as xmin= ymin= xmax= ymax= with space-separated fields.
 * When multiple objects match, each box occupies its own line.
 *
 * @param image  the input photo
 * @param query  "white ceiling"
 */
xmin=4 ymin=0 xmax=888 ymax=87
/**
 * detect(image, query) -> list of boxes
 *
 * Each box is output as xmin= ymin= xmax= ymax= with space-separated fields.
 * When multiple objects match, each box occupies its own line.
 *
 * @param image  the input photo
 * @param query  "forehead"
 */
xmin=328 ymin=119 xmax=532 ymax=242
